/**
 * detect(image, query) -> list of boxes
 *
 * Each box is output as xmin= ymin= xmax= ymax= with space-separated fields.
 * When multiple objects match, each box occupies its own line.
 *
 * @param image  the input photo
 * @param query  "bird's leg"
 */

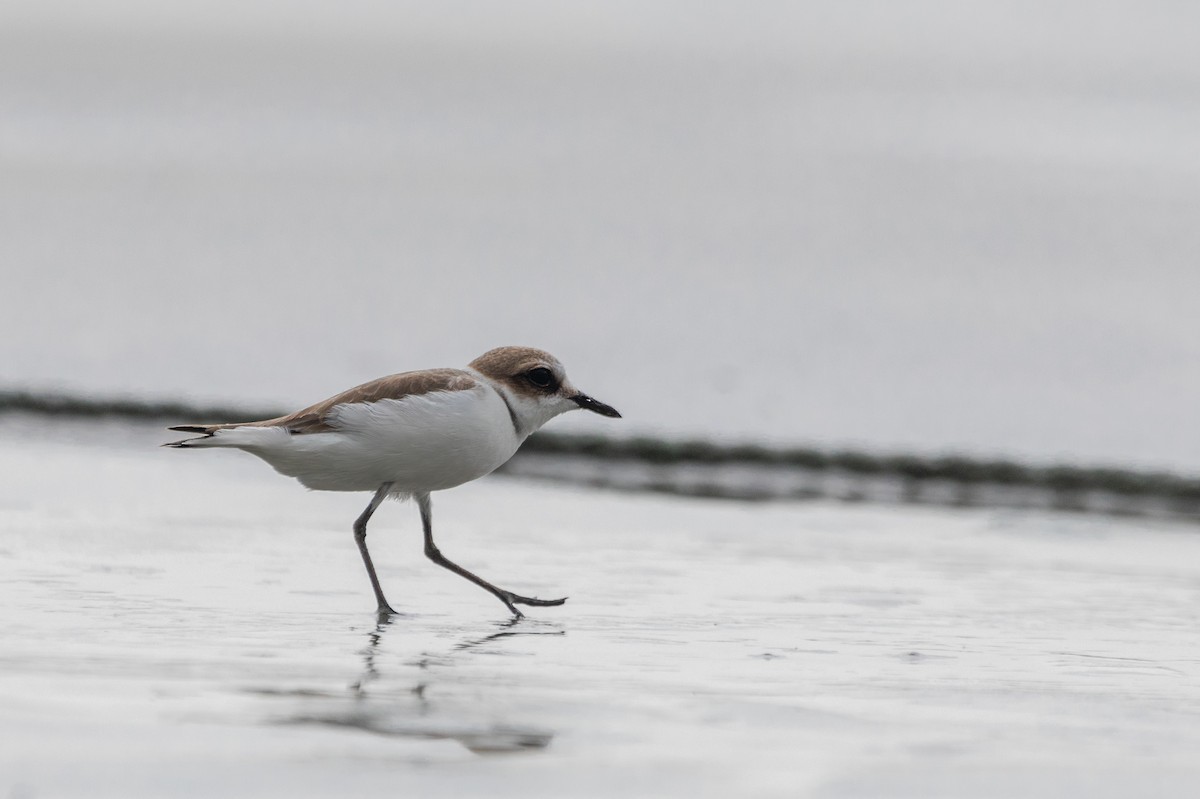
xmin=415 ymin=492 xmax=567 ymax=618
xmin=354 ymin=483 xmax=397 ymax=617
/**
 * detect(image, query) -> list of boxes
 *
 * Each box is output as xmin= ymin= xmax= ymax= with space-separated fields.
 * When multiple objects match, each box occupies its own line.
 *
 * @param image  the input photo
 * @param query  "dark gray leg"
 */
xmin=354 ymin=483 xmax=397 ymax=616
xmin=416 ymin=492 xmax=566 ymax=618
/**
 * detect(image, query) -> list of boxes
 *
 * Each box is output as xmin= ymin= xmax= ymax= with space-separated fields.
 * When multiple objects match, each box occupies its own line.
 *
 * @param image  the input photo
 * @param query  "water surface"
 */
xmin=3 ymin=418 xmax=1199 ymax=796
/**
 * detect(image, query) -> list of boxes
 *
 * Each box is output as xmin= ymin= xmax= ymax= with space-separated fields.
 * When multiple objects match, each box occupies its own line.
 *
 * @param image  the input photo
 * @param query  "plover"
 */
xmin=165 ymin=346 xmax=620 ymax=617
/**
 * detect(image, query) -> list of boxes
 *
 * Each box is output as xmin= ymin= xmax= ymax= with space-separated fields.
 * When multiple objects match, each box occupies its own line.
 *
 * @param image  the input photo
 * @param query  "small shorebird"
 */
xmin=165 ymin=346 xmax=620 ymax=617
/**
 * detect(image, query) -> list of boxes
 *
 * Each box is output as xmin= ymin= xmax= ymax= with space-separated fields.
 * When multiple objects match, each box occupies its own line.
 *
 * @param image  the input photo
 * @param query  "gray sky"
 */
xmin=3 ymin=1 xmax=1199 ymax=469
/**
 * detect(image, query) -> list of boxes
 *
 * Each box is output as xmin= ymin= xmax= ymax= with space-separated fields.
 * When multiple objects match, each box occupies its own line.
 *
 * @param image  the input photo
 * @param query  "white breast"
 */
xmin=245 ymin=385 xmax=522 ymax=493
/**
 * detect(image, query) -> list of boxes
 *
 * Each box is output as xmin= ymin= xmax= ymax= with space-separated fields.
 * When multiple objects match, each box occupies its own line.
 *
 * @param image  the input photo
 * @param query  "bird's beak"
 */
xmin=571 ymin=393 xmax=622 ymax=418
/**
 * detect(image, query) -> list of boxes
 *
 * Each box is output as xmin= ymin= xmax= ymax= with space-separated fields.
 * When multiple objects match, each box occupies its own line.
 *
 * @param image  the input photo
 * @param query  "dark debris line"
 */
xmin=0 ymin=389 xmax=283 ymax=425
xmin=4 ymin=389 xmax=1199 ymax=521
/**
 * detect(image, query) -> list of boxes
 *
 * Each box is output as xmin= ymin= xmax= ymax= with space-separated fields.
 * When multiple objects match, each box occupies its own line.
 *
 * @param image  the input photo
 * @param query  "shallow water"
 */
xmin=3 ymin=418 xmax=1200 ymax=797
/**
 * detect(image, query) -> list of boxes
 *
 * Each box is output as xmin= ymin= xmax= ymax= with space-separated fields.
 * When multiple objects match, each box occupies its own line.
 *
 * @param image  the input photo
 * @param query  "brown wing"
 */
xmin=168 ymin=368 xmax=478 ymax=436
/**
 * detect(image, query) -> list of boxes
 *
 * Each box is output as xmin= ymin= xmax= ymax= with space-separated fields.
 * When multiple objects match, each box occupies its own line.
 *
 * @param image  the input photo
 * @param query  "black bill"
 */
xmin=571 ymin=393 xmax=622 ymax=418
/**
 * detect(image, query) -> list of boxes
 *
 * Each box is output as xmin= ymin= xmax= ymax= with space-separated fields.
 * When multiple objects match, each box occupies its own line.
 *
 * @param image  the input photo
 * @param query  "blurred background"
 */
xmin=2 ymin=0 xmax=1198 ymax=470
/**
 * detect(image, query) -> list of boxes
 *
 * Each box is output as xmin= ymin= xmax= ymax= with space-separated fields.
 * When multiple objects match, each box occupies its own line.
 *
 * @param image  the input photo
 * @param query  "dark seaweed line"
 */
xmin=0 ymin=389 xmax=284 ymax=426
xmin=498 ymin=456 xmax=1200 ymax=522
xmin=4 ymin=389 xmax=1200 ymax=506
xmin=520 ymin=433 xmax=1200 ymax=501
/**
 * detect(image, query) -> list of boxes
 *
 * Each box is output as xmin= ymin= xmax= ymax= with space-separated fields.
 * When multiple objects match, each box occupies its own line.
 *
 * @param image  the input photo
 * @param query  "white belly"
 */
xmin=245 ymin=386 xmax=522 ymax=493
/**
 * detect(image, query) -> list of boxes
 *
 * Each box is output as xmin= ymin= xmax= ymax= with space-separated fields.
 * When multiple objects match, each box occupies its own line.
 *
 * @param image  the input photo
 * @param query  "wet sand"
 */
xmin=2 ymin=417 xmax=1199 ymax=797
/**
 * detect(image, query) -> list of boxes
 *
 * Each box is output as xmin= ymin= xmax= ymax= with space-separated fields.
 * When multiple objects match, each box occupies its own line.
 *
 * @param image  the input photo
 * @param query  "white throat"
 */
xmin=479 ymin=376 xmax=575 ymax=440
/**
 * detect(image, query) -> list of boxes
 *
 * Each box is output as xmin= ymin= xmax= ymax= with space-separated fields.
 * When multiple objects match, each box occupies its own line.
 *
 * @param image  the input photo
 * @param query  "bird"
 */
xmin=164 ymin=346 xmax=621 ymax=618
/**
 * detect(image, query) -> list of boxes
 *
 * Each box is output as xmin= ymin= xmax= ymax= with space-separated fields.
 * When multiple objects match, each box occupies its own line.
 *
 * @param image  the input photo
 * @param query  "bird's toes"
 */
xmin=511 ymin=595 xmax=568 ymax=607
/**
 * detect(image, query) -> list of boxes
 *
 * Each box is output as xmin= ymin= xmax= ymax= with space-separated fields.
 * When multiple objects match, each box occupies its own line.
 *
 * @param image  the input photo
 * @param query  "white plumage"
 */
xmin=183 ymin=381 xmax=519 ymax=494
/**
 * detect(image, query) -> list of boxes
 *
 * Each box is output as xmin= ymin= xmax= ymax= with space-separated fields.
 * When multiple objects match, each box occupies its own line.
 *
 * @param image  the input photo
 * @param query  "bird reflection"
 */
xmin=452 ymin=617 xmax=566 ymax=653
xmin=280 ymin=615 xmax=560 ymax=754
xmin=349 ymin=615 xmax=395 ymax=696
xmin=354 ymin=615 xmax=566 ymax=693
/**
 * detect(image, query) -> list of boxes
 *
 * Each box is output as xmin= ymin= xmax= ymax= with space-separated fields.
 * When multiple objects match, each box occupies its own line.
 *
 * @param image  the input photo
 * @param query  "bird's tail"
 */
xmin=162 ymin=423 xmax=280 ymax=449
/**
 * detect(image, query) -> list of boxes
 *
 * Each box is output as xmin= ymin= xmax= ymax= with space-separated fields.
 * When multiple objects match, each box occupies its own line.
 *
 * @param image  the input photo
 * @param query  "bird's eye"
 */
xmin=525 ymin=367 xmax=556 ymax=389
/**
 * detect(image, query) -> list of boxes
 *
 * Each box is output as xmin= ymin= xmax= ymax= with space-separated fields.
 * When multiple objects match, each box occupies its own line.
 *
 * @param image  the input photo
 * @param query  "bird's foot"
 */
xmin=493 ymin=591 xmax=568 ymax=618
xmin=504 ymin=592 xmax=568 ymax=608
